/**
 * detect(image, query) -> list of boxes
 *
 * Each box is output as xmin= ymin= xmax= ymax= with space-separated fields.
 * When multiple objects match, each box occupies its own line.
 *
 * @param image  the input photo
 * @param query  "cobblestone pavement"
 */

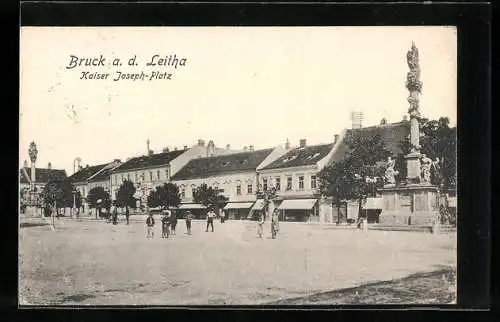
xmin=19 ymin=216 xmax=456 ymax=305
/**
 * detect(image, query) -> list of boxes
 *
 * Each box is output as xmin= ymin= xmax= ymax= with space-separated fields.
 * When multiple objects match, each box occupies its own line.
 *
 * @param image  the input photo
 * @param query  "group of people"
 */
xmin=146 ymin=209 xmax=194 ymax=238
xmin=107 ymin=204 xmax=131 ymax=225
xmin=257 ymin=208 xmax=280 ymax=239
xmin=145 ymin=207 xmax=280 ymax=239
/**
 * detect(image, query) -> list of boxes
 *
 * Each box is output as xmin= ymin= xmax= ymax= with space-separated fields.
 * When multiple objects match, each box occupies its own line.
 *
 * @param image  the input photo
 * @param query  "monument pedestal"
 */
xmin=379 ymin=184 xmax=440 ymax=226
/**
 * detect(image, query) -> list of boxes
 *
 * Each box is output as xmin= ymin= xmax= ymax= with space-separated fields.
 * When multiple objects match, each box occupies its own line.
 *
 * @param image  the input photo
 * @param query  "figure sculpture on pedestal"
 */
xmin=384 ymin=156 xmax=399 ymax=186
xmin=420 ymin=154 xmax=432 ymax=184
xmin=431 ymin=157 xmax=443 ymax=186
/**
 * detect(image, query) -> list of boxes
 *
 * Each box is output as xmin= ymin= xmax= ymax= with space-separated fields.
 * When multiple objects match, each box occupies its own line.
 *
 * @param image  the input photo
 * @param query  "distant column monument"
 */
xmin=378 ymin=43 xmax=440 ymax=228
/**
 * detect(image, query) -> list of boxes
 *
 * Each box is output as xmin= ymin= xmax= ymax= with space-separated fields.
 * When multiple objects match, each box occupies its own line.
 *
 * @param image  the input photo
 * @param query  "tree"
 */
xmin=192 ymin=183 xmax=228 ymax=213
xmin=256 ymin=185 xmax=277 ymax=221
xmin=116 ymin=180 xmax=137 ymax=213
xmin=87 ymin=187 xmax=111 ymax=219
xmin=318 ymin=133 xmax=391 ymax=218
xmin=40 ymin=178 xmax=77 ymax=215
xmin=147 ymin=183 xmax=181 ymax=210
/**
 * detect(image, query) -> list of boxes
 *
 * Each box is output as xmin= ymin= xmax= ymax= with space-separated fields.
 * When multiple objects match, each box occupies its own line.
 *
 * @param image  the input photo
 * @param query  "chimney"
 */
xmin=243 ymin=146 xmax=248 ymax=151
xmin=351 ymin=111 xmax=364 ymax=129
xmin=148 ymin=150 xmax=154 ymax=156
xmin=183 ymin=145 xmax=188 ymax=150
xmin=226 ymin=144 xmax=231 ymax=150
xmin=249 ymin=145 xmax=254 ymax=151
xmin=86 ymin=165 xmax=89 ymax=168
xmin=403 ymin=115 xmax=408 ymax=122
xmin=380 ymin=118 xmax=387 ymax=125
xmin=79 ymin=165 xmax=83 ymax=170
xmin=146 ymin=138 xmax=150 ymax=155
xmin=334 ymin=134 xmax=339 ymax=144
xmin=198 ymin=139 xmax=205 ymax=147
xmin=163 ymin=147 xmax=170 ymax=153
xmin=47 ymin=162 xmax=52 ymax=170
xmin=285 ymin=138 xmax=290 ymax=150
xmin=174 ymin=147 xmax=178 ymax=151
xmin=23 ymin=160 xmax=28 ymax=168
xmin=299 ymin=139 xmax=306 ymax=148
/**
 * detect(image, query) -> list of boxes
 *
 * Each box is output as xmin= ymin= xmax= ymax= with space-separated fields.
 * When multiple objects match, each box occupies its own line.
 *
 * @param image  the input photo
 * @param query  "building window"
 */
xmin=181 ymin=188 xmax=185 ymax=198
xmin=299 ymin=176 xmax=304 ymax=190
xmin=157 ymin=170 xmax=160 ymax=180
xmin=149 ymin=171 xmax=153 ymax=181
xmin=121 ymin=174 xmax=124 ymax=182
xmin=142 ymin=172 xmax=145 ymax=181
xmin=191 ymin=188 xmax=195 ymax=197
xmin=127 ymin=174 xmax=130 ymax=181
xmin=247 ymin=184 xmax=253 ymax=194
xmin=286 ymin=176 xmax=292 ymax=191
xmin=275 ymin=177 xmax=281 ymax=191
xmin=263 ymin=178 xmax=268 ymax=191
xmin=236 ymin=184 xmax=242 ymax=195
xmin=134 ymin=173 xmax=138 ymax=182
xmin=311 ymin=175 xmax=317 ymax=189
xmin=165 ymin=168 xmax=169 ymax=179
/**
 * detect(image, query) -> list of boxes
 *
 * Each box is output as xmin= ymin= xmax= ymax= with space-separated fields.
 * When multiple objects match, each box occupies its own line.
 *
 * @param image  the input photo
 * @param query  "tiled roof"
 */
xmin=19 ymin=167 xmax=67 ymax=184
xmin=68 ymin=164 xmax=108 ymax=183
xmin=89 ymin=166 xmax=116 ymax=182
xmin=171 ymin=149 xmax=274 ymax=181
xmin=112 ymin=149 xmax=187 ymax=173
xmin=260 ymin=143 xmax=334 ymax=170
xmin=329 ymin=121 xmax=410 ymax=164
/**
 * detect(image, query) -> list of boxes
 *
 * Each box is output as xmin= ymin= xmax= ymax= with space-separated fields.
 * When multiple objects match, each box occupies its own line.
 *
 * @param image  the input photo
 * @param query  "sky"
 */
xmin=20 ymin=26 xmax=457 ymax=176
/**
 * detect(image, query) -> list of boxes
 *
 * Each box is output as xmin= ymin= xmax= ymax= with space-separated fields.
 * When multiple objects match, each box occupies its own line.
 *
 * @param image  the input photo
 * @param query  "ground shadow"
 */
xmin=20 ymin=222 xmax=48 ymax=228
xmin=264 ymin=267 xmax=456 ymax=305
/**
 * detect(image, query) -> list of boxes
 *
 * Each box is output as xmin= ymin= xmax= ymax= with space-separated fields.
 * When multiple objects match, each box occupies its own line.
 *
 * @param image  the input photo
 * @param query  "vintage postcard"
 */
xmin=19 ymin=26 xmax=457 ymax=306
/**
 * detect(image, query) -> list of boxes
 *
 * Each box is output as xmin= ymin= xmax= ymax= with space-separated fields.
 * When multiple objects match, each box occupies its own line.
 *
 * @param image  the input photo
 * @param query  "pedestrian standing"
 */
xmin=161 ymin=211 xmax=171 ymax=238
xmin=257 ymin=214 xmax=264 ymax=238
xmin=271 ymin=209 xmax=280 ymax=239
xmin=220 ymin=209 xmax=225 ymax=223
xmin=170 ymin=211 xmax=178 ymax=235
xmin=125 ymin=207 xmax=130 ymax=225
xmin=206 ymin=208 xmax=216 ymax=232
xmin=185 ymin=211 xmax=193 ymax=235
xmin=112 ymin=204 xmax=118 ymax=225
xmin=146 ymin=213 xmax=155 ymax=238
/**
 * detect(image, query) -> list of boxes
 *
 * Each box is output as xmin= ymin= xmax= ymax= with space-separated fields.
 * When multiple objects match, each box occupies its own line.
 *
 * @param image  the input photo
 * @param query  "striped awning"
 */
xmin=362 ymin=197 xmax=384 ymax=210
xmin=278 ymin=199 xmax=317 ymax=210
xmin=178 ymin=203 xmax=207 ymax=210
xmin=448 ymin=197 xmax=457 ymax=208
xmin=250 ymin=199 xmax=266 ymax=211
xmin=224 ymin=202 xmax=255 ymax=210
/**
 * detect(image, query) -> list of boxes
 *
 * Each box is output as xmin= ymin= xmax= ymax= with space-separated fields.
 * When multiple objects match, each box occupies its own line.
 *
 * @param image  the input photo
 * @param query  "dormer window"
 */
xmin=307 ymin=153 xmax=321 ymax=160
xmin=238 ymin=160 xmax=248 ymax=165
xmin=222 ymin=161 xmax=231 ymax=167
xmin=282 ymin=155 xmax=297 ymax=163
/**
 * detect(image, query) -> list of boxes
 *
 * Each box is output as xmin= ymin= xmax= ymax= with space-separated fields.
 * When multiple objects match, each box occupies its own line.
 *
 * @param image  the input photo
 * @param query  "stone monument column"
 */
xmin=404 ymin=42 xmax=424 ymax=183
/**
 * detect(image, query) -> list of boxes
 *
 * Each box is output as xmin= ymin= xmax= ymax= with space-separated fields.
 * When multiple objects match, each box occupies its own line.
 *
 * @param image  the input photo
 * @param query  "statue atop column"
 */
xmin=406 ymin=42 xmax=423 ymax=154
xmin=28 ymin=141 xmax=38 ymax=165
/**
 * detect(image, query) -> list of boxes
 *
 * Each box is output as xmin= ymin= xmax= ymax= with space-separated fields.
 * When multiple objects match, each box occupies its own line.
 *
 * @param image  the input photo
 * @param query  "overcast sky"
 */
xmin=20 ymin=26 xmax=456 ymax=175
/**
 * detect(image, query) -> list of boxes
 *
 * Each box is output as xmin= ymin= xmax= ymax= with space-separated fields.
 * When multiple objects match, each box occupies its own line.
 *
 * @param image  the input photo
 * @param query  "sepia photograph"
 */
xmin=19 ymin=26 xmax=457 ymax=306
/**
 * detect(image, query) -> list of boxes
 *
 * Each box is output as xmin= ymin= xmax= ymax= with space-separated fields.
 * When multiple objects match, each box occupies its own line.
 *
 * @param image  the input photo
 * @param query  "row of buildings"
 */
xmin=20 ymin=117 xmax=412 ymax=222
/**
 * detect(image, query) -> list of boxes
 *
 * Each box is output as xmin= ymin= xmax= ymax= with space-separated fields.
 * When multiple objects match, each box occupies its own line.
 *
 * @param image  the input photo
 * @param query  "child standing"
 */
xmin=146 ymin=213 xmax=155 ymax=238
xmin=170 ymin=211 xmax=177 ymax=236
xmin=161 ymin=211 xmax=171 ymax=238
xmin=185 ymin=211 xmax=193 ymax=235
xmin=257 ymin=214 xmax=264 ymax=238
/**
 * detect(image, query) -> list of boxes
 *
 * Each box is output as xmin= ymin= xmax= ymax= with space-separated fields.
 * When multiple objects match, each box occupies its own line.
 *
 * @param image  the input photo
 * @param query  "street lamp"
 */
xmin=72 ymin=189 xmax=77 ymax=218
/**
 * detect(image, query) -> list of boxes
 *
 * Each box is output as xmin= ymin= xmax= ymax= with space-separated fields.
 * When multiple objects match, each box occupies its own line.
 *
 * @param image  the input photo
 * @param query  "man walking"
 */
xmin=146 ymin=213 xmax=155 ymax=238
xmin=171 ymin=211 xmax=178 ymax=236
xmin=185 ymin=211 xmax=193 ymax=235
xmin=125 ymin=207 xmax=130 ymax=225
xmin=206 ymin=208 xmax=216 ymax=232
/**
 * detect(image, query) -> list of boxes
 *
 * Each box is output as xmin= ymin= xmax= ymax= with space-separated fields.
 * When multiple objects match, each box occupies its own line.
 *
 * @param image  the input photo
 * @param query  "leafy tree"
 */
xmin=318 ymin=133 xmax=391 ymax=213
xmin=40 ymin=179 xmax=76 ymax=216
xmin=116 ymin=180 xmax=137 ymax=213
xmin=192 ymin=183 xmax=228 ymax=213
xmin=147 ymin=183 xmax=181 ymax=210
xmin=256 ymin=185 xmax=278 ymax=220
xmin=87 ymin=186 xmax=111 ymax=219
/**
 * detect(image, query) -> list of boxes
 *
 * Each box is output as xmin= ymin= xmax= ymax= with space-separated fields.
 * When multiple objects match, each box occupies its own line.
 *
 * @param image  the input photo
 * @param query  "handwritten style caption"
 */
xmin=65 ymin=54 xmax=188 ymax=82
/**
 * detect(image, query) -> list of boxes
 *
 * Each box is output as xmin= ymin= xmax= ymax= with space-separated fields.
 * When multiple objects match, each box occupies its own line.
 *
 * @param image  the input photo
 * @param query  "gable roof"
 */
xmin=112 ymin=149 xmax=187 ymax=173
xmin=329 ymin=121 xmax=410 ymax=164
xmin=260 ymin=143 xmax=335 ymax=170
xmin=19 ymin=167 xmax=67 ymax=184
xmin=171 ymin=148 xmax=274 ymax=181
xmin=88 ymin=166 xmax=116 ymax=182
xmin=68 ymin=164 xmax=108 ymax=183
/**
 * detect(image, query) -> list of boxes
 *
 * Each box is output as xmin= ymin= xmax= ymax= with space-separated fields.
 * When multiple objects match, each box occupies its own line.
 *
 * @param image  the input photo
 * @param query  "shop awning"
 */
xmin=363 ymin=197 xmax=384 ymax=210
xmin=250 ymin=199 xmax=266 ymax=212
xmin=178 ymin=203 xmax=207 ymax=210
xmin=278 ymin=199 xmax=317 ymax=210
xmin=448 ymin=197 xmax=457 ymax=208
xmin=224 ymin=202 xmax=255 ymax=210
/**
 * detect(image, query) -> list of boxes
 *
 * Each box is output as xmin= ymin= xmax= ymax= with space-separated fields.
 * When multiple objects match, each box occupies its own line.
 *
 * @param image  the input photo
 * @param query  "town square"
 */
xmin=19 ymin=27 xmax=457 ymax=306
